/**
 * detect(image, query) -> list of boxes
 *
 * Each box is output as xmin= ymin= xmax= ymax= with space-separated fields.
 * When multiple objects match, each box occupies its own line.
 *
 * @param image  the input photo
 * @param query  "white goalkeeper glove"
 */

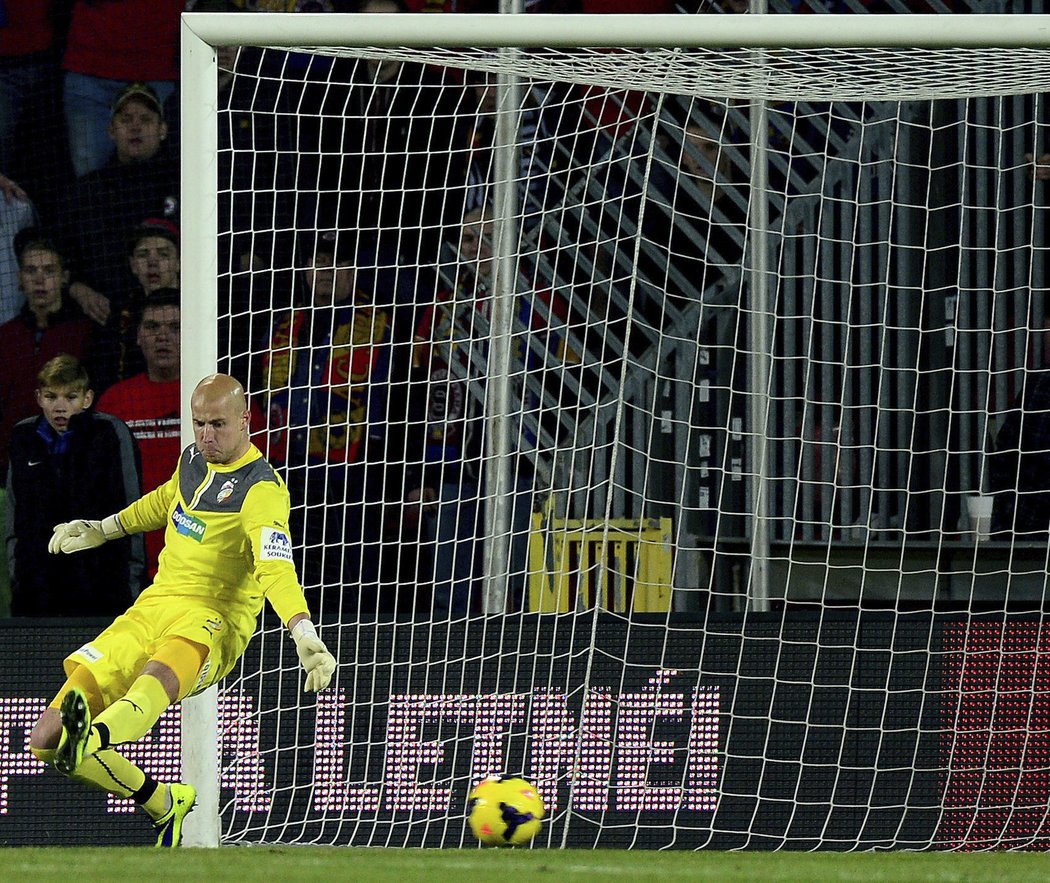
xmin=48 ymin=515 xmax=126 ymax=555
xmin=291 ymin=619 xmax=335 ymax=692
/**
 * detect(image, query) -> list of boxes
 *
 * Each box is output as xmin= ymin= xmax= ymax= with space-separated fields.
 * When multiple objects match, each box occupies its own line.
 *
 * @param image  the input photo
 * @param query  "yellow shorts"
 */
xmin=63 ymin=594 xmax=244 ymax=707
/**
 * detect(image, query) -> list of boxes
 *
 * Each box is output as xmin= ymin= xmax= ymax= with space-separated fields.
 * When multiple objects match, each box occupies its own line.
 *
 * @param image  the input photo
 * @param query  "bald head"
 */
xmin=194 ymin=373 xmax=246 ymax=410
xmin=191 ymin=373 xmax=251 ymax=464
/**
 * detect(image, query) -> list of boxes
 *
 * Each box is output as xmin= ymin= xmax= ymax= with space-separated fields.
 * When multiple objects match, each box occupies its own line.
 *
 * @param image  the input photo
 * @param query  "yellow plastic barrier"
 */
xmin=527 ymin=514 xmax=673 ymax=613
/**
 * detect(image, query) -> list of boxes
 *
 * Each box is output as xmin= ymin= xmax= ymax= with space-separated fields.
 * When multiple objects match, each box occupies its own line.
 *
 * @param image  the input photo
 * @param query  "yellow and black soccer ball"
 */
xmin=467 ymin=775 xmax=545 ymax=847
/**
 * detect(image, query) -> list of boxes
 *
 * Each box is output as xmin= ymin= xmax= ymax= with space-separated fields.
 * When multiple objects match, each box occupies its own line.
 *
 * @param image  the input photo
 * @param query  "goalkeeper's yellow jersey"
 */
xmin=117 ymin=442 xmax=310 ymax=646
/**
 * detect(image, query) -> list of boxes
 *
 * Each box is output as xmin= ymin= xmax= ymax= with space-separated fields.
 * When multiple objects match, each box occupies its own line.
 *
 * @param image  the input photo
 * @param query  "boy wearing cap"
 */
xmin=128 ymin=218 xmax=180 ymax=296
xmin=89 ymin=218 xmax=181 ymax=392
xmin=58 ymin=82 xmax=179 ymax=331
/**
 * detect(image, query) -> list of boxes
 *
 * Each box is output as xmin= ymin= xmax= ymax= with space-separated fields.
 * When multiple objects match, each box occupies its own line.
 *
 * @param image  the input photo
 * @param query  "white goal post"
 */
xmin=178 ymin=11 xmax=1050 ymax=850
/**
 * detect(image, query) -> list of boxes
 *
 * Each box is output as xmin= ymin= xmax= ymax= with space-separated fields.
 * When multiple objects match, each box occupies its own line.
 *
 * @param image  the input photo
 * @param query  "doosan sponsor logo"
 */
xmin=172 ymin=504 xmax=206 ymax=542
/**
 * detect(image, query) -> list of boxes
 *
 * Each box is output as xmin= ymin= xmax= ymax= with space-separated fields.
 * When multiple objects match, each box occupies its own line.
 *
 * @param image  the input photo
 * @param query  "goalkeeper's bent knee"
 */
xmin=151 ymin=636 xmax=209 ymax=701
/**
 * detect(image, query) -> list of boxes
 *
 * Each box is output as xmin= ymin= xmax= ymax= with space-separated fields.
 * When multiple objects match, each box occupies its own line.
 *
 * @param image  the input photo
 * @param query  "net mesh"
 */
xmin=202 ymin=30 xmax=1050 ymax=850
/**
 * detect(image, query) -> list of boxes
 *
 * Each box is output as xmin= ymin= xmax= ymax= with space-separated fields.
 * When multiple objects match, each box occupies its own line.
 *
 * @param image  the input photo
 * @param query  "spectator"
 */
xmin=91 ymin=219 xmax=180 ymax=392
xmin=404 ymin=205 xmax=549 ymax=617
xmin=0 ymin=172 xmax=37 ymax=324
xmin=258 ymin=230 xmax=396 ymax=617
xmin=128 ymin=219 xmax=181 ymax=297
xmin=96 ymin=290 xmax=181 ymax=580
xmin=54 ymin=83 xmax=179 ymax=328
xmin=0 ymin=229 xmax=93 ymax=487
xmin=4 ymin=354 xmax=143 ymax=616
xmin=679 ymin=121 xmax=734 ymax=201
xmin=62 ymin=1 xmax=183 ymax=177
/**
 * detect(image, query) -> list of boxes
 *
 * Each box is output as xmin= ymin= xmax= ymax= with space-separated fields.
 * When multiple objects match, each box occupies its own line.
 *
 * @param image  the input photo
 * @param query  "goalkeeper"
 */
xmin=26 ymin=373 xmax=335 ymax=847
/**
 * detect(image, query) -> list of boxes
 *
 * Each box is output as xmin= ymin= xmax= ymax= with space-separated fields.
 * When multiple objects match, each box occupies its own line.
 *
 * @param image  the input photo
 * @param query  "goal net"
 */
xmin=179 ymin=11 xmax=1050 ymax=850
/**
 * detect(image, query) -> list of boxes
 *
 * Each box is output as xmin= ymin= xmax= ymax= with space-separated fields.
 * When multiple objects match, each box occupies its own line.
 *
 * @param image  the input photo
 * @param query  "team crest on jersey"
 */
xmin=259 ymin=526 xmax=294 ymax=562
xmin=216 ymin=479 xmax=237 ymax=504
xmin=172 ymin=502 xmax=206 ymax=542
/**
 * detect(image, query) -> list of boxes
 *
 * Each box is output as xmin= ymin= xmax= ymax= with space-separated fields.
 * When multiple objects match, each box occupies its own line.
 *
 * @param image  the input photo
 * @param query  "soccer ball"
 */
xmin=467 ymin=775 xmax=545 ymax=847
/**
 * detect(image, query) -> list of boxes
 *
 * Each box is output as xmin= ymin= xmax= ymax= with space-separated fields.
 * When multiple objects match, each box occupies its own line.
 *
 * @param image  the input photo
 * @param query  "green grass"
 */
xmin=3 ymin=847 xmax=1049 ymax=883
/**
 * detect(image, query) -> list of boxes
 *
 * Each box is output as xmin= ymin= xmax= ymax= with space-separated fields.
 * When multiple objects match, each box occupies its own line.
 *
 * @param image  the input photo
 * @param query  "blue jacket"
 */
xmin=4 ymin=410 xmax=144 ymax=616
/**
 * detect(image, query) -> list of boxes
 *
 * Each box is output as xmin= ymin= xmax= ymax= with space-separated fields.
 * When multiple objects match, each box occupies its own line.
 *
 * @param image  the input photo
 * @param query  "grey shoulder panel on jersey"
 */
xmin=185 ymin=450 xmax=283 ymax=514
xmin=179 ymin=445 xmax=208 ymax=498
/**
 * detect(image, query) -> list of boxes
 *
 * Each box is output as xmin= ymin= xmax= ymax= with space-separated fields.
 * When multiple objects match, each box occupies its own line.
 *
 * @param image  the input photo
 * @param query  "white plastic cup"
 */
xmin=965 ymin=495 xmax=994 ymax=541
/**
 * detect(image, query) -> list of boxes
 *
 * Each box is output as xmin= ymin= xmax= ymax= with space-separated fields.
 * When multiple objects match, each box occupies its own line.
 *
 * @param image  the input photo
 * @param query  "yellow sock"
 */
xmin=71 ymin=749 xmax=170 ymax=819
xmin=92 ymin=674 xmax=172 ymax=748
xmin=72 ymin=749 xmax=146 ymax=799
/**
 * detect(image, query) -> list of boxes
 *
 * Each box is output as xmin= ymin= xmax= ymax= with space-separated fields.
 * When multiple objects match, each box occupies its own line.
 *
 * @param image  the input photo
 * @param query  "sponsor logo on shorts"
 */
xmin=216 ymin=479 xmax=237 ymax=504
xmin=172 ymin=503 xmax=206 ymax=542
xmin=259 ymin=527 xmax=294 ymax=562
xmin=73 ymin=643 xmax=103 ymax=663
